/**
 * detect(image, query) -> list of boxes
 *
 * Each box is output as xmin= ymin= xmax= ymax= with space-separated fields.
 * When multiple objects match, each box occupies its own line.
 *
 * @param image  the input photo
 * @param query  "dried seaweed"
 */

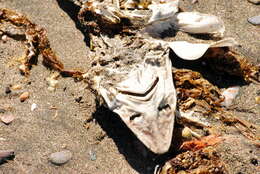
xmin=173 ymin=69 xmax=223 ymax=114
xmin=156 ymin=147 xmax=227 ymax=174
xmin=0 ymin=8 xmax=82 ymax=78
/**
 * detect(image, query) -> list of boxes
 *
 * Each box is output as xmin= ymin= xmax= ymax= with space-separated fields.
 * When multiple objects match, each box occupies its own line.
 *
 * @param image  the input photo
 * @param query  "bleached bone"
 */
xmin=144 ymin=11 xmax=225 ymax=38
xmin=148 ymin=0 xmax=179 ymax=23
xmin=168 ymin=37 xmax=238 ymax=60
xmin=98 ymin=50 xmax=177 ymax=154
xmin=175 ymin=12 xmax=225 ymax=36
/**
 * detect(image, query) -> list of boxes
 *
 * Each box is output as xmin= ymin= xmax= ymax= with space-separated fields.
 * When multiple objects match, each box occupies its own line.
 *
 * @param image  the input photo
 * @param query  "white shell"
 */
xmin=168 ymin=38 xmax=238 ymax=60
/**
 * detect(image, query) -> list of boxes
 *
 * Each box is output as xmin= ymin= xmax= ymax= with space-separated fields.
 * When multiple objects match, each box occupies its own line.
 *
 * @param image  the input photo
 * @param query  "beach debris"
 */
xmin=90 ymin=45 xmax=177 ymax=154
xmin=0 ymin=8 xmax=82 ymax=78
xmin=173 ymin=69 xmax=223 ymax=116
xmin=248 ymin=0 xmax=260 ymax=4
xmin=78 ymin=1 xmax=146 ymax=35
xmin=148 ymin=0 xmax=179 ymax=23
xmin=122 ymin=0 xmax=151 ymax=9
xmin=0 ymin=150 xmax=15 ymax=163
xmin=144 ymin=11 xmax=225 ymax=38
xmin=155 ymin=147 xmax=227 ymax=174
xmin=180 ymin=135 xmax=223 ymax=151
xmin=175 ymin=12 xmax=225 ymax=36
xmin=202 ymin=47 xmax=260 ymax=83
xmin=220 ymin=86 xmax=240 ymax=107
xmin=0 ymin=114 xmax=15 ymax=124
xmin=11 ymin=84 xmax=22 ymax=90
xmin=168 ymin=38 xmax=237 ymax=60
xmin=46 ymin=73 xmax=59 ymax=91
xmin=31 ymin=103 xmax=37 ymax=111
xmin=19 ymin=91 xmax=30 ymax=102
xmin=248 ymin=15 xmax=260 ymax=25
xmin=89 ymin=150 xmax=97 ymax=161
xmin=49 ymin=150 xmax=72 ymax=165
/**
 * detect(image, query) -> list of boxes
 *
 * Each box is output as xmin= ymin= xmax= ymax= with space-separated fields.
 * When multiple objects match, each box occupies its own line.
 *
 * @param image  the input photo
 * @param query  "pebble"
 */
xmin=31 ymin=103 xmax=37 ymax=111
xmin=182 ymin=127 xmax=192 ymax=139
xmin=49 ymin=150 xmax=72 ymax=165
xmin=5 ymin=87 xmax=11 ymax=94
xmin=1 ymin=35 xmax=7 ymax=43
xmin=248 ymin=15 xmax=260 ymax=25
xmin=19 ymin=92 xmax=30 ymax=102
xmin=0 ymin=150 xmax=15 ymax=162
xmin=248 ymin=0 xmax=260 ymax=4
xmin=0 ymin=114 xmax=14 ymax=124
xmin=89 ymin=150 xmax=96 ymax=161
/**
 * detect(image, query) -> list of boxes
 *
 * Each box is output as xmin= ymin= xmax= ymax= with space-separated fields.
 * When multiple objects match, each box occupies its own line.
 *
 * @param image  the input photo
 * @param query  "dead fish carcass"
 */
xmin=86 ymin=36 xmax=177 ymax=154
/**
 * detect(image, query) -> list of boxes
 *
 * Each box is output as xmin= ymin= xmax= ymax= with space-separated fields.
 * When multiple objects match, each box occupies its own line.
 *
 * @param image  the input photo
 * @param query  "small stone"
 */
xmin=248 ymin=0 xmax=260 ymax=4
xmin=19 ymin=64 xmax=27 ymax=74
xmin=0 ymin=150 xmax=15 ymax=162
xmin=182 ymin=127 xmax=192 ymax=139
xmin=248 ymin=15 xmax=260 ymax=25
xmin=0 ymin=114 xmax=14 ymax=124
xmin=89 ymin=150 xmax=96 ymax=161
xmin=1 ymin=35 xmax=7 ymax=43
xmin=49 ymin=150 xmax=72 ymax=165
xmin=31 ymin=103 xmax=37 ymax=111
xmin=19 ymin=92 xmax=30 ymax=102
xmin=5 ymin=87 xmax=11 ymax=94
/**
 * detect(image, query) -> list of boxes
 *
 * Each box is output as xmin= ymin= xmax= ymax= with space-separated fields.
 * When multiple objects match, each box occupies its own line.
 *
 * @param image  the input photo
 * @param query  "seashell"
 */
xmin=148 ymin=0 xmax=179 ymax=23
xmin=168 ymin=37 xmax=237 ymax=60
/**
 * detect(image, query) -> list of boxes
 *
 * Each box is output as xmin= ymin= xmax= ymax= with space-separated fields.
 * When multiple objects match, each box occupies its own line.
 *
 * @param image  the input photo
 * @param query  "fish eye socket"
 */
xmin=158 ymin=104 xmax=170 ymax=111
xmin=130 ymin=113 xmax=141 ymax=121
